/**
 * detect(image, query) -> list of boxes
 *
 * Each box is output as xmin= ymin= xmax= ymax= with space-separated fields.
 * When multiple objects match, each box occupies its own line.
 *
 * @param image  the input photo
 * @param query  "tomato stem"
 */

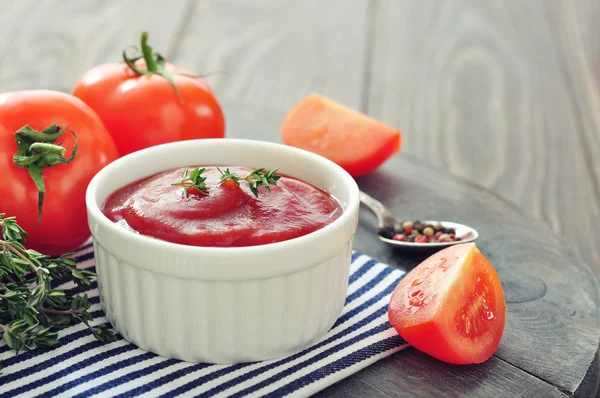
xmin=140 ymin=31 xmax=158 ymax=72
xmin=12 ymin=124 xmax=78 ymax=226
xmin=122 ymin=31 xmax=183 ymax=103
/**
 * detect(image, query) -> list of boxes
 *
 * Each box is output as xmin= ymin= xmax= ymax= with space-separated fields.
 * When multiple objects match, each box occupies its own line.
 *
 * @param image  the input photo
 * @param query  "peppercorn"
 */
xmin=393 ymin=234 xmax=407 ymax=242
xmin=389 ymin=220 xmax=463 ymax=244
xmin=438 ymin=233 xmax=450 ymax=241
xmin=415 ymin=235 xmax=429 ymax=243
xmin=379 ymin=226 xmax=396 ymax=239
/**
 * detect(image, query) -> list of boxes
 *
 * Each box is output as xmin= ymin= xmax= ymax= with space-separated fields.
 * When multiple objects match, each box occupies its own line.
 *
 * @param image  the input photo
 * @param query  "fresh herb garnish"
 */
xmin=171 ymin=167 xmax=210 ymax=198
xmin=217 ymin=167 xmax=281 ymax=197
xmin=0 ymin=214 xmax=115 ymax=364
xmin=171 ymin=167 xmax=281 ymax=198
xmin=12 ymin=124 xmax=78 ymax=226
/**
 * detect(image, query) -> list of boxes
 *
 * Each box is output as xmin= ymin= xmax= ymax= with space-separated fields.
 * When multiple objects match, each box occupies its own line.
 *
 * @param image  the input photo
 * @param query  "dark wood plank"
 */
xmin=0 ymin=0 xmax=193 ymax=92
xmin=316 ymin=349 xmax=566 ymax=398
xmin=365 ymin=0 xmax=600 ymax=283
xmin=172 ymin=0 xmax=370 ymax=111
xmin=224 ymin=100 xmax=600 ymax=397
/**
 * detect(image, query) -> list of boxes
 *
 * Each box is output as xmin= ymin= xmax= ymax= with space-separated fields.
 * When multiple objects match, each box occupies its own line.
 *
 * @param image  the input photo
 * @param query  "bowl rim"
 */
xmin=86 ymin=138 xmax=360 ymax=260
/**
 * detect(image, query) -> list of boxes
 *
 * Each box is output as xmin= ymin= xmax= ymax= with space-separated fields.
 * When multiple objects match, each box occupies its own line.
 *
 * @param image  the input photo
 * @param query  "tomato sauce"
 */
xmin=102 ymin=166 xmax=343 ymax=247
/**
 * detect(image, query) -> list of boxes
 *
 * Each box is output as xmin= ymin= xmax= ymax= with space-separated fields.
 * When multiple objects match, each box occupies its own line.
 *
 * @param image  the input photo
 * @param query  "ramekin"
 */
xmin=86 ymin=139 xmax=359 ymax=363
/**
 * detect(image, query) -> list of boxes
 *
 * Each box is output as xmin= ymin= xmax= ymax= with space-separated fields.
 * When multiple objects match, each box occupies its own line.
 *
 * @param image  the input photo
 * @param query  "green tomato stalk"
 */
xmin=12 ymin=124 xmax=78 ymax=226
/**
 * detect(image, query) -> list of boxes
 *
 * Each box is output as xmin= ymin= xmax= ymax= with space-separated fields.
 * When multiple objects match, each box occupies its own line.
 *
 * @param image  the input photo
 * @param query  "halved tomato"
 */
xmin=388 ymin=243 xmax=506 ymax=364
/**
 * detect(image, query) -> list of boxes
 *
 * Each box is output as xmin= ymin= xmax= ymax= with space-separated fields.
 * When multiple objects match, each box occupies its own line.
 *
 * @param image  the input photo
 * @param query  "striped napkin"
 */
xmin=0 ymin=242 xmax=408 ymax=398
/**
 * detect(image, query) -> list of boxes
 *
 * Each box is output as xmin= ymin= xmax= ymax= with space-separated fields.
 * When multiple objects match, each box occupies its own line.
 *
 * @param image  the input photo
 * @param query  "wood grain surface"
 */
xmin=0 ymin=0 xmax=192 ymax=91
xmin=0 ymin=0 xmax=598 ymax=396
xmin=173 ymin=0 xmax=370 ymax=110
xmin=365 ymin=0 xmax=600 ymax=284
xmin=315 ymin=350 xmax=566 ymax=398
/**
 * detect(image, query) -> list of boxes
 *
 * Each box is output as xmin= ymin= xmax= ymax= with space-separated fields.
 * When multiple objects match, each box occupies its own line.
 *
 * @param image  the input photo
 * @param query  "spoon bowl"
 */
xmin=359 ymin=191 xmax=479 ymax=251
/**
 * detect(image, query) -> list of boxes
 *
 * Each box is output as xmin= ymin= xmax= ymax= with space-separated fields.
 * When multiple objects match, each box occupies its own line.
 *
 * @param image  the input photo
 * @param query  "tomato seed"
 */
xmin=409 ymin=298 xmax=423 ymax=306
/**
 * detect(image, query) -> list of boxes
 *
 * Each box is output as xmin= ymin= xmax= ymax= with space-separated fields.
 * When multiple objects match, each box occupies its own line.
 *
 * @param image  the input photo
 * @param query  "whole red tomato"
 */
xmin=0 ymin=90 xmax=119 ymax=255
xmin=72 ymin=32 xmax=225 ymax=156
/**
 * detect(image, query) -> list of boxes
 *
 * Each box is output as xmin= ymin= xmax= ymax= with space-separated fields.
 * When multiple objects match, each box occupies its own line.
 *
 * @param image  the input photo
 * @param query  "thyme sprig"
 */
xmin=171 ymin=167 xmax=210 ymax=198
xmin=172 ymin=167 xmax=281 ymax=198
xmin=0 ymin=214 xmax=116 ymax=365
xmin=217 ymin=167 xmax=281 ymax=197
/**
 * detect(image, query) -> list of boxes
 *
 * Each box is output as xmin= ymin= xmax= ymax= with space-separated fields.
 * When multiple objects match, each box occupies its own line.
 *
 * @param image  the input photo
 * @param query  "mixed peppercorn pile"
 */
xmin=381 ymin=220 xmax=462 ymax=243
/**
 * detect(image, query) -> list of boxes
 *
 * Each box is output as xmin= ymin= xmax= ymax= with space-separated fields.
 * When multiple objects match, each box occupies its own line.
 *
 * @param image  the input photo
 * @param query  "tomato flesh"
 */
xmin=388 ymin=243 xmax=506 ymax=364
xmin=281 ymin=94 xmax=401 ymax=177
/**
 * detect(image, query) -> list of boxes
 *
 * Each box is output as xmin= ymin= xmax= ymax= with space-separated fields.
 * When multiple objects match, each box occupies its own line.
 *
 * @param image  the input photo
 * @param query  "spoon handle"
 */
xmin=359 ymin=191 xmax=398 ymax=230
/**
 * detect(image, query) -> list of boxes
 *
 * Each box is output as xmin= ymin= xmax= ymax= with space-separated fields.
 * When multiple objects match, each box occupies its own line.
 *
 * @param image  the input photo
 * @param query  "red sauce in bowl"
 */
xmin=102 ymin=166 xmax=343 ymax=247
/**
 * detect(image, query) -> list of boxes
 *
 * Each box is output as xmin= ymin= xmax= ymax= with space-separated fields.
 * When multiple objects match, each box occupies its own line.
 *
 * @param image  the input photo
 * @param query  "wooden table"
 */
xmin=0 ymin=1 xmax=598 ymax=396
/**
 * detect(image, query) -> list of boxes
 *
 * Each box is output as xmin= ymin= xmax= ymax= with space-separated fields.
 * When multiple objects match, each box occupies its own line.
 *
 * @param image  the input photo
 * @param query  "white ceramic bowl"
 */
xmin=86 ymin=139 xmax=359 ymax=363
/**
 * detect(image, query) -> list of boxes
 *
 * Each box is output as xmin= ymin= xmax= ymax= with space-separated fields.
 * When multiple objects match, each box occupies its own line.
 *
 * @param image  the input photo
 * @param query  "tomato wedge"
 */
xmin=388 ymin=243 xmax=506 ymax=364
xmin=281 ymin=94 xmax=401 ymax=177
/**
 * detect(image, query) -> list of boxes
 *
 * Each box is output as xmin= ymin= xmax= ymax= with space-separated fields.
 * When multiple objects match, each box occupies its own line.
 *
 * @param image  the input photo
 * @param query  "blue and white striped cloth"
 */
xmin=0 ymin=242 xmax=408 ymax=397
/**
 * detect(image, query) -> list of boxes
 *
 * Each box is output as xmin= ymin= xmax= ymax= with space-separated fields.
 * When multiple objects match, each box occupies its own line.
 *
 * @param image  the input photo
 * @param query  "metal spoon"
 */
xmin=359 ymin=191 xmax=478 ymax=250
